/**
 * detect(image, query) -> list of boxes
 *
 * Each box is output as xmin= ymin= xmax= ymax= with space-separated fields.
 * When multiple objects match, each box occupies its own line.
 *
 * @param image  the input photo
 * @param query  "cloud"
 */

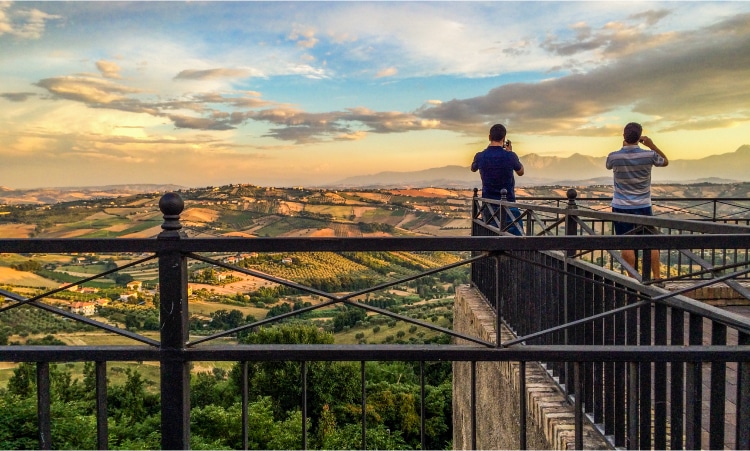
xmin=96 ymin=60 xmax=122 ymax=79
xmin=174 ymin=68 xmax=252 ymax=81
xmin=1 ymin=92 xmax=35 ymax=102
xmin=33 ymin=72 xmax=279 ymax=131
xmin=629 ymin=9 xmax=671 ymax=27
xmin=334 ymin=130 xmax=367 ymax=141
xmin=20 ymin=8 xmax=750 ymax=145
xmin=375 ymin=67 xmax=398 ymax=78
xmin=288 ymin=25 xmax=318 ymax=49
xmin=168 ymin=114 xmax=236 ymax=131
xmin=35 ymin=76 xmax=143 ymax=105
xmin=0 ymin=2 xmax=61 ymax=39
xmin=541 ymin=10 xmax=678 ymax=60
xmin=416 ymin=12 xmax=750 ymax=137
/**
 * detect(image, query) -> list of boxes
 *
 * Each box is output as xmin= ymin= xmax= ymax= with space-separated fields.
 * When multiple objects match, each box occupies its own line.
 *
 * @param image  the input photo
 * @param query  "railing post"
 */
xmin=472 ymin=188 xmax=479 ymax=223
xmin=738 ymin=331 xmax=750 ymax=450
xmin=157 ymin=192 xmax=190 ymax=450
xmin=500 ymin=189 xmax=508 ymax=232
xmin=563 ymin=189 xmax=578 ymax=395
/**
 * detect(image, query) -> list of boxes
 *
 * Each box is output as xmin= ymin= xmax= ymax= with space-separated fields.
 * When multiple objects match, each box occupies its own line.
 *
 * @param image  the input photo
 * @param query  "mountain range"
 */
xmin=332 ymin=145 xmax=750 ymax=188
xmin=1 ymin=147 xmax=748 ymax=204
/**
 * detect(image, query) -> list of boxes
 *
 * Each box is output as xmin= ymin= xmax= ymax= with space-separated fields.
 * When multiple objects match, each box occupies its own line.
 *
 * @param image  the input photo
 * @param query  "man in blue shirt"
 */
xmin=606 ymin=122 xmax=669 ymax=282
xmin=471 ymin=124 xmax=525 ymax=235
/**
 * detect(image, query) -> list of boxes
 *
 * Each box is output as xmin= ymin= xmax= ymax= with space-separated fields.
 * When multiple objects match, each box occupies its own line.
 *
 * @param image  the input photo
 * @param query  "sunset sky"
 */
xmin=2 ymin=1 xmax=750 ymax=189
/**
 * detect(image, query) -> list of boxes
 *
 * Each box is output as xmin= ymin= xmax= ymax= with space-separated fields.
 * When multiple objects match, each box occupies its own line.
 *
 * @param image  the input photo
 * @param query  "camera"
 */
xmin=505 ymin=139 xmax=511 ymax=147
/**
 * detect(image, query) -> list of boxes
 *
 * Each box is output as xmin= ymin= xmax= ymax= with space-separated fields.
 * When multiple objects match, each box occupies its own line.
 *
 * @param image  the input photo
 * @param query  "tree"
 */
xmin=7 ymin=362 xmax=35 ymax=398
xmin=232 ymin=324 xmax=361 ymax=442
xmin=114 ymin=273 xmax=134 ymax=286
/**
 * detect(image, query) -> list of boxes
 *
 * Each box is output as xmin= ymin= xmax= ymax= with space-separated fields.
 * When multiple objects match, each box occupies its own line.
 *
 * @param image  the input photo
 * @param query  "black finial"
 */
xmin=473 ymin=188 xmax=478 ymax=197
xmin=566 ymin=189 xmax=578 ymax=208
xmin=158 ymin=192 xmax=185 ymax=238
xmin=500 ymin=188 xmax=507 ymax=200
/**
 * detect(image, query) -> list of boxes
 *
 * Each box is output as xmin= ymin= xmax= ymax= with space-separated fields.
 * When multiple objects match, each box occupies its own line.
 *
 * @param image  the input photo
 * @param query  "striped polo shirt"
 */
xmin=605 ymin=145 xmax=666 ymax=209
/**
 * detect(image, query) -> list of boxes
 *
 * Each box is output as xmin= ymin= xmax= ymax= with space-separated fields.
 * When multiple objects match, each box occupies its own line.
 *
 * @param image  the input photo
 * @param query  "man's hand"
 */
xmin=640 ymin=135 xmax=669 ymax=166
xmin=639 ymin=135 xmax=655 ymax=148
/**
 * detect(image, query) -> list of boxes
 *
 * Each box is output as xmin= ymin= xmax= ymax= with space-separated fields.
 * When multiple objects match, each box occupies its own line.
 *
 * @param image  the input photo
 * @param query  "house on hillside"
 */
xmin=69 ymin=301 xmax=96 ymax=316
xmin=126 ymin=280 xmax=143 ymax=292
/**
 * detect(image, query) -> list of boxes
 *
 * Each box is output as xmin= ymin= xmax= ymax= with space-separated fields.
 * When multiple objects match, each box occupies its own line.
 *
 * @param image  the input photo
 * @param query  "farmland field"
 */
xmin=0 ymin=224 xmax=36 ymax=238
xmin=0 ymin=267 xmax=59 ymax=288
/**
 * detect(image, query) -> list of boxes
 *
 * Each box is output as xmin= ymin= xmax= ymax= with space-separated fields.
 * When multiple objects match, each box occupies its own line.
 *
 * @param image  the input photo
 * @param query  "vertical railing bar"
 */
xmin=495 ymin=254 xmax=501 ymax=346
xmin=614 ymin=283 xmax=626 ymax=447
xmin=361 ymin=360 xmax=366 ymax=451
xmin=563 ymin=198 xmax=577 ymax=397
xmin=592 ymin=274 xmax=603 ymax=426
xmin=519 ymin=361 xmax=527 ymax=450
xmin=575 ymin=361 xmax=583 ymax=450
xmin=302 ymin=360 xmax=308 ymax=451
xmin=653 ymin=302 xmax=667 ymax=450
xmin=96 ymin=361 xmax=108 ymax=450
xmin=603 ymin=279 xmax=615 ymax=437
xmin=626 ymin=289 xmax=638 ymax=450
xmin=627 ymin=361 xmax=639 ymax=450
xmin=709 ymin=322 xmax=727 ymax=450
xmin=685 ymin=313 xmax=703 ymax=450
xmin=37 ymin=361 xmax=52 ymax=450
xmin=638 ymin=301 xmax=652 ymax=450
xmin=471 ymin=360 xmax=477 ymax=451
xmin=670 ymin=307 xmax=685 ymax=451
xmin=420 ymin=361 xmax=426 ymax=450
xmin=583 ymin=270 xmax=594 ymax=421
xmin=242 ymin=361 xmax=248 ymax=451
xmin=737 ymin=331 xmax=750 ymax=450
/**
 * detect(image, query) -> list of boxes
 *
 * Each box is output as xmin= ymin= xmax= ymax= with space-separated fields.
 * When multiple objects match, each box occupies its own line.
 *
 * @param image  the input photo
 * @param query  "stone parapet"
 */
xmin=452 ymin=285 xmax=610 ymax=450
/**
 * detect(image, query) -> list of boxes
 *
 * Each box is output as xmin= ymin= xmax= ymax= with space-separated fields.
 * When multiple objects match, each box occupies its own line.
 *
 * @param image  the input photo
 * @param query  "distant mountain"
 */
xmin=330 ymin=145 xmax=750 ymax=188
xmin=658 ymin=145 xmax=750 ymax=182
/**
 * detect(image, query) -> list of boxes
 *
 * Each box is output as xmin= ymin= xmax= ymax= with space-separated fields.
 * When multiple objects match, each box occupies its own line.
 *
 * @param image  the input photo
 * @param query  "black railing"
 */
xmin=471 ymin=191 xmax=750 ymax=449
xmin=516 ymin=195 xmax=750 ymax=224
xmin=0 ymin=191 xmax=749 ymax=449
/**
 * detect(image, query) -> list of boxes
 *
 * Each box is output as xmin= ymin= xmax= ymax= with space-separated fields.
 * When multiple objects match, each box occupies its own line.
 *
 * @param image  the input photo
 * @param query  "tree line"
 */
xmin=0 ymin=324 xmax=452 ymax=449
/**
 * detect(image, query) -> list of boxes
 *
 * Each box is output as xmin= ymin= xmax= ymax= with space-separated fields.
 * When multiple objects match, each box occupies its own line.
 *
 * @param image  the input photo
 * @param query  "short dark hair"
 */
xmin=623 ymin=122 xmax=642 ymax=144
xmin=489 ymin=124 xmax=507 ymax=142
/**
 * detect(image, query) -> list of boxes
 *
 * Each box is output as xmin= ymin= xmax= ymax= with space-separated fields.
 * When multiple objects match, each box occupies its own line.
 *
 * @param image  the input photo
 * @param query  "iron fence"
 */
xmin=472 ymin=191 xmax=750 ymax=449
xmin=0 ymin=192 xmax=748 ymax=449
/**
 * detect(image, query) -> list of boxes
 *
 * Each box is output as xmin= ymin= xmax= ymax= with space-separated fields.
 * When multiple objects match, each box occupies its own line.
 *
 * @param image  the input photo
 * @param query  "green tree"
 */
xmin=7 ymin=362 xmax=35 ymax=398
xmin=233 ymin=324 xmax=361 ymax=442
xmin=108 ymin=368 xmax=159 ymax=426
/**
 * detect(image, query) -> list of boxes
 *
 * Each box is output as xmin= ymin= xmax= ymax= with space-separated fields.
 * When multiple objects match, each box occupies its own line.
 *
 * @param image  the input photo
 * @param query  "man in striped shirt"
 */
xmin=606 ymin=122 xmax=669 ymax=282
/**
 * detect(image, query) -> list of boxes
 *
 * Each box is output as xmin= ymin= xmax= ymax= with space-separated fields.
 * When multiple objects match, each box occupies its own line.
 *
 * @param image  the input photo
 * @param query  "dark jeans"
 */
xmin=481 ymin=204 xmax=523 ymax=236
xmin=612 ymin=206 xmax=654 ymax=235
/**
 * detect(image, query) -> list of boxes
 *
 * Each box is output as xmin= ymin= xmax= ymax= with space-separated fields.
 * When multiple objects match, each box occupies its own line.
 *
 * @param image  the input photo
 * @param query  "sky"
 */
xmin=2 ymin=1 xmax=750 ymax=189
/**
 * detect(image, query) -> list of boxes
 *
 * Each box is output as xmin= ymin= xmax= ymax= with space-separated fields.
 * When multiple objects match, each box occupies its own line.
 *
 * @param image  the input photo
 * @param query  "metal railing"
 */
xmin=471 ymin=191 xmax=750 ymax=449
xmin=0 ymin=191 xmax=748 ymax=449
xmin=516 ymin=194 xmax=750 ymax=224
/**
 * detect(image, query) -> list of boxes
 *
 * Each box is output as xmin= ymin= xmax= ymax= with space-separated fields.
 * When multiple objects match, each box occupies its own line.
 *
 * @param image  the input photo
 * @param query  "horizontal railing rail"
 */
xmin=515 ymin=195 xmax=750 ymax=223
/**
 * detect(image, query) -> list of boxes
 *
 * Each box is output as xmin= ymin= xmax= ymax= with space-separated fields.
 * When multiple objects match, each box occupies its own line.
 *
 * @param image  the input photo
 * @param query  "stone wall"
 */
xmin=452 ymin=285 xmax=610 ymax=450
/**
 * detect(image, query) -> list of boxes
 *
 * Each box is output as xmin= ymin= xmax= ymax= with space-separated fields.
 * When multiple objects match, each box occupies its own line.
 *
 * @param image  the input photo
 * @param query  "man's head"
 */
xmin=489 ymin=124 xmax=507 ymax=142
xmin=623 ymin=122 xmax=643 ymax=144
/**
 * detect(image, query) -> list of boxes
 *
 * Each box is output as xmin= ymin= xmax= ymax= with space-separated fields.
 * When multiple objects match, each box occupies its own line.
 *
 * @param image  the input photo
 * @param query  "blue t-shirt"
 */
xmin=471 ymin=146 xmax=523 ymax=201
